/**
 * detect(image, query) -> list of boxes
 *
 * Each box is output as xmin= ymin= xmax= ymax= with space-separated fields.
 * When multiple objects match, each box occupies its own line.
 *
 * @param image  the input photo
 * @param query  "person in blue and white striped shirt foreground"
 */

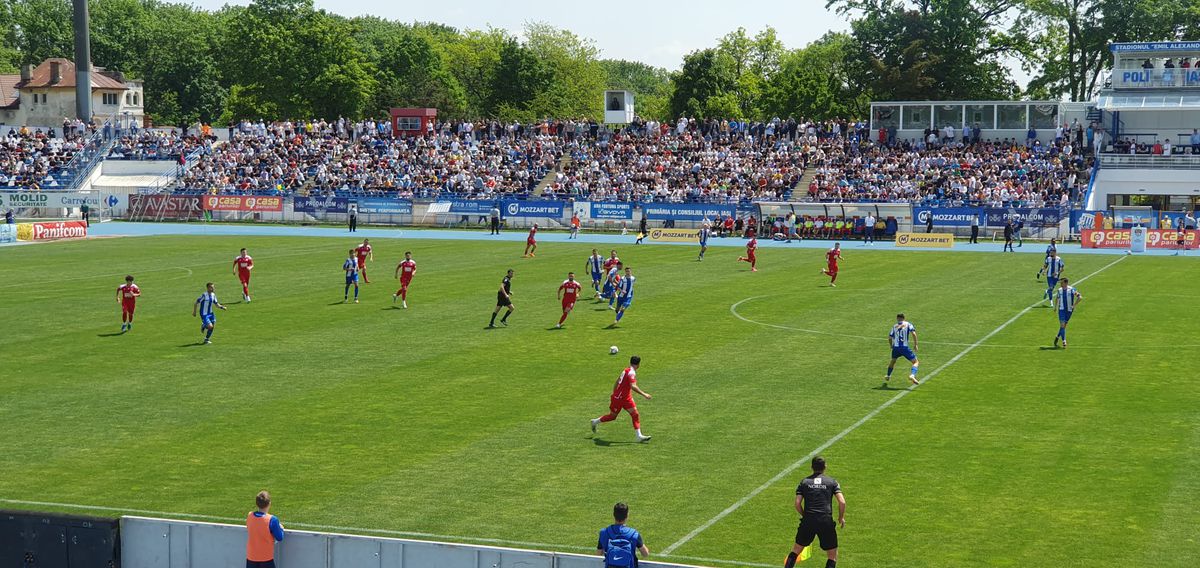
xmin=193 ymin=282 xmax=227 ymax=345
xmin=1052 ymin=278 xmax=1082 ymax=349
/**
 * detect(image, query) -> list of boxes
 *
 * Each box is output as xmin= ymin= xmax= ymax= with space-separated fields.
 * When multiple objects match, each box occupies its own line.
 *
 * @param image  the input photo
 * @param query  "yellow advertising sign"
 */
xmin=894 ymin=232 xmax=954 ymax=248
xmin=16 ymin=222 xmax=33 ymax=241
xmin=646 ymin=228 xmax=700 ymax=242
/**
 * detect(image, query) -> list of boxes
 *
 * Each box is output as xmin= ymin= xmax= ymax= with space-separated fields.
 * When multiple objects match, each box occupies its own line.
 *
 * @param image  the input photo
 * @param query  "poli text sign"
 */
xmin=914 ymin=207 xmax=980 ymax=227
xmin=1082 ymin=229 xmax=1197 ymax=249
xmin=647 ymin=228 xmax=700 ymax=242
xmin=203 ymin=195 xmax=284 ymax=212
xmin=294 ymin=196 xmax=350 ymax=214
xmin=642 ymin=204 xmax=735 ymax=221
xmin=589 ymin=202 xmax=634 ymax=220
xmin=502 ymin=200 xmax=565 ymax=218
xmin=355 ymin=198 xmax=413 ymax=215
xmin=895 ymin=232 xmax=954 ymax=248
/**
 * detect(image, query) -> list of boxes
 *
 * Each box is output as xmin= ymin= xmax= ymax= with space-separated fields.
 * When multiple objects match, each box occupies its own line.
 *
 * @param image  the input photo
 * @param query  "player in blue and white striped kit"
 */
xmin=192 ymin=282 xmax=226 ymax=344
xmin=1052 ymin=278 xmax=1082 ymax=349
xmin=602 ymin=264 xmax=622 ymax=308
xmin=1041 ymin=254 xmax=1064 ymax=300
xmin=586 ymin=249 xmax=605 ymax=299
xmin=612 ymin=267 xmax=636 ymax=326
xmin=1036 ymin=238 xmax=1058 ymax=280
xmin=884 ymin=313 xmax=920 ymax=386
xmin=698 ymin=222 xmax=711 ymax=260
xmin=343 ymin=249 xmax=360 ymax=303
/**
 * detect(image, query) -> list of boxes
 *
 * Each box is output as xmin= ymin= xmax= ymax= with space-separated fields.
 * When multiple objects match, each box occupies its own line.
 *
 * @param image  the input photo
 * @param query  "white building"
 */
xmin=0 ymin=58 xmax=144 ymax=129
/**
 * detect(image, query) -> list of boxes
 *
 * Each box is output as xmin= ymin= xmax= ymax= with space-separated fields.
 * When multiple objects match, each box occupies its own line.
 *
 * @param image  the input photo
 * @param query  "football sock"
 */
xmin=636 ymin=428 xmax=644 ymax=437
xmin=344 ymin=284 xmax=350 ymax=298
xmin=205 ymin=327 xmax=213 ymax=340
xmin=354 ymin=286 xmax=359 ymax=299
xmin=784 ymin=552 xmax=798 ymax=568
xmin=825 ymin=560 xmax=836 ymax=568
xmin=616 ymin=311 xmax=624 ymax=322
xmin=490 ymin=313 xmax=497 ymax=326
xmin=886 ymin=366 xmax=894 ymax=377
xmin=558 ymin=313 xmax=568 ymax=325
xmin=242 ymin=283 xmax=248 ymax=295
xmin=910 ymin=365 xmax=919 ymax=378
xmin=401 ymin=289 xmax=407 ymax=301
xmin=500 ymin=312 xmax=509 ymax=323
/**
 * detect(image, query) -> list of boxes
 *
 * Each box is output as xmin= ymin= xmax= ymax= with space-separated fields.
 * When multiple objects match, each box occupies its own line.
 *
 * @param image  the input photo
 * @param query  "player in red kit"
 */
xmin=738 ymin=232 xmax=759 ymax=272
xmin=556 ymin=271 xmax=583 ymax=328
xmin=232 ymin=248 xmax=254 ymax=302
xmin=590 ymin=355 xmax=652 ymax=442
xmin=355 ymin=239 xmax=374 ymax=283
xmin=822 ymin=242 xmax=843 ymax=286
xmin=603 ymin=250 xmax=621 ymax=271
xmin=392 ymin=251 xmax=417 ymax=309
xmin=524 ymin=224 xmax=539 ymax=257
xmin=116 ymin=275 xmax=140 ymax=332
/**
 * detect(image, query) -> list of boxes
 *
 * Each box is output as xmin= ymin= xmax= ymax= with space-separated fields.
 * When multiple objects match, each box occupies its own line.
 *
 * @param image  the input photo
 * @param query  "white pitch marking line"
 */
xmin=663 ymin=255 xmax=1128 ymax=555
xmin=0 ymin=498 xmax=770 ymax=567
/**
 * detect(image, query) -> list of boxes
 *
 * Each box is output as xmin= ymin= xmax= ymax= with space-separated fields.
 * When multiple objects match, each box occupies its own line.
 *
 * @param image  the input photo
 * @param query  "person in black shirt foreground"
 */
xmin=784 ymin=456 xmax=846 ymax=568
xmin=489 ymin=269 xmax=515 ymax=327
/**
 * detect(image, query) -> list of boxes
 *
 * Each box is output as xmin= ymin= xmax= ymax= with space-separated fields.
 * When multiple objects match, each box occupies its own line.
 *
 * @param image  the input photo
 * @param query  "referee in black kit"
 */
xmin=784 ymin=456 xmax=846 ymax=568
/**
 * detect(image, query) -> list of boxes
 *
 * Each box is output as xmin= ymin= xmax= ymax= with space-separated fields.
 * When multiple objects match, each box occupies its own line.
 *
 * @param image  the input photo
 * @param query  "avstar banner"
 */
xmin=202 ymin=195 xmax=284 ymax=212
xmin=128 ymin=195 xmax=204 ymax=220
xmin=1081 ymin=229 xmax=1197 ymax=249
xmin=17 ymin=220 xmax=88 ymax=241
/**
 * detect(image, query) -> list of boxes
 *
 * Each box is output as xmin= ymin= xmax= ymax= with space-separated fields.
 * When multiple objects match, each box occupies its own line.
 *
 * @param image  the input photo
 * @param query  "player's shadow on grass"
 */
xmin=1038 ymin=346 xmax=1061 ymax=351
xmin=546 ymin=326 xmax=564 ymax=331
xmin=590 ymin=437 xmax=639 ymax=446
xmin=177 ymin=342 xmax=206 ymax=348
xmin=96 ymin=331 xmax=127 ymax=337
xmin=226 ymin=301 xmax=243 ymax=306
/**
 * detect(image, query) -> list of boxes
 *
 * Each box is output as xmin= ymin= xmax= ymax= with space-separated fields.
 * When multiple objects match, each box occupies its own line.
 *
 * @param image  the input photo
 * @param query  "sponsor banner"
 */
xmin=1071 ymin=210 xmax=1104 ymax=230
xmin=294 ymin=196 xmax=351 ymax=214
xmin=590 ymin=201 xmax=634 ymax=220
xmin=203 ymin=195 xmax=284 ymax=212
xmin=0 ymin=223 xmax=15 ymax=243
xmin=895 ymin=232 xmax=955 ymax=248
xmin=913 ymin=206 xmax=981 ymax=227
xmin=17 ymin=220 xmax=88 ymax=241
xmin=1081 ymin=229 xmax=1198 ymax=249
xmin=128 ymin=194 xmax=204 ymax=219
xmin=646 ymin=228 xmax=701 ymax=242
xmin=1110 ymin=209 xmax=1155 ymax=228
xmin=355 ymin=197 xmax=413 ymax=215
xmin=0 ymin=191 xmax=101 ymax=208
xmin=502 ymin=199 xmax=565 ymax=218
xmin=642 ymin=203 xmax=736 ymax=221
xmin=444 ymin=199 xmax=495 ymax=215
xmin=984 ymin=207 xmax=1065 ymax=228
xmin=102 ymin=194 xmax=126 ymax=209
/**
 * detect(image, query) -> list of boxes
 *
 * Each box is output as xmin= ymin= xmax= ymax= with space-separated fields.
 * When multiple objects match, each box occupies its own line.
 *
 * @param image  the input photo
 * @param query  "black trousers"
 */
xmin=349 ymin=215 xmax=357 ymax=232
xmin=970 ymin=225 xmax=979 ymax=243
xmin=490 ymin=217 xmax=500 ymax=234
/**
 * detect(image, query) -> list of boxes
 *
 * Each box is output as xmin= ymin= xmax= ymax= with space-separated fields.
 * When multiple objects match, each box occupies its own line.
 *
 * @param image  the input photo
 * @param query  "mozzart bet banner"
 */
xmin=202 ymin=195 xmax=284 ymax=212
xmin=646 ymin=228 xmax=701 ymax=242
xmin=1081 ymin=229 xmax=1196 ymax=249
xmin=894 ymin=232 xmax=955 ymax=248
xmin=501 ymin=200 xmax=565 ymax=217
xmin=913 ymin=207 xmax=980 ymax=227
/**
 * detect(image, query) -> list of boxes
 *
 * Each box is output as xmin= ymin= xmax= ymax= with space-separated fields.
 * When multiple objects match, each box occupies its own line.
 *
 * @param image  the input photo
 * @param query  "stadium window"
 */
xmin=934 ymin=104 xmax=962 ymax=128
xmin=396 ymin=117 xmax=421 ymax=131
xmin=966 ymin=104 xmax=996 ymax=129
xmin=1030 ymin=104 xmax=1057 ymax=129
xmin=998 ymin=104 xmax=1027 ymax=129
xmin=901 ymin=105 xmax=930 ymax=130
xmin=872 ymin=105 xmax=900 ymax=131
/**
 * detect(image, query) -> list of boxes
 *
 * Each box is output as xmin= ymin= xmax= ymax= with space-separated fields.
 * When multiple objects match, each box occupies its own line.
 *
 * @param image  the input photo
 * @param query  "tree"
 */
xmin=669 ymin=48 xmax=738 ymax=119
xmin=764 ymin=33 xmax=870 ymax=120
xmin=10 ymin=0 xmax=73 ymax=66
xmin=353 ymin=18 xmax=468 ymax=118
xmin=489 ymin=37 xmax=552 ymax=121
xmin=523 ymin=22 xmax=606 ymax=120
xmin=600 ymin=59 xmax=672 ymax=121
xmin=140 ymin=2 xmax=225 ymax=125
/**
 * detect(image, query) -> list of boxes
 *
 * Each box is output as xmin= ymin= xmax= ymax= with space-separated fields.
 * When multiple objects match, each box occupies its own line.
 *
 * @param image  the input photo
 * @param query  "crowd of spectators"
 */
xmin=0 ymin=125 xmax=97 ymax=189
xmin=170 ymin=115 xmax=1091 ymax=207
xmin=108 ymin=129 xmax=209 ymax=161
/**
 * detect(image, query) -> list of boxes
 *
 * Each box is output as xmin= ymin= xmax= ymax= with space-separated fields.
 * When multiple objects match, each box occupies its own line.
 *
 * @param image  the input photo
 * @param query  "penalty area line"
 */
xmin=663 ymin=254 xmax=1128 ymax=555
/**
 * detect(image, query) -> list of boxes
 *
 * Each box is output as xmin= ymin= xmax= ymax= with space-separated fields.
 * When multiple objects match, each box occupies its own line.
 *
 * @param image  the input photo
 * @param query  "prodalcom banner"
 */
xmin=202 ymin=195 xmax=284 ymax=212
xmin=894 ymin=232 xmax=955 ymax=248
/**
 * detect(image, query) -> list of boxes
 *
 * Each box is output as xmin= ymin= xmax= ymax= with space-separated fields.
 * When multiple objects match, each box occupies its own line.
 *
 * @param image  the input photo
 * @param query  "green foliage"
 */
xmin=669 ymin=48 xmax=738 ymax=119
xmin=764 ymin=33 xmax=869 ymax=120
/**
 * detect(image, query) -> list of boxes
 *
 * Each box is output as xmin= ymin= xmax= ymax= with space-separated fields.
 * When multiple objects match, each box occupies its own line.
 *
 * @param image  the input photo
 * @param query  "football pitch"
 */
xmin=2 ymin=230 xmax=1198 ymax=567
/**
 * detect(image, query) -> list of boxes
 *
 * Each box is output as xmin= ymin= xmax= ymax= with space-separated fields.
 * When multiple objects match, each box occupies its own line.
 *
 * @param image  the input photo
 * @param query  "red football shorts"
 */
xmin=400 ymin=276 xmax=413 ymax=288
xmin=238 ymin=270 xmax=251 ymax=283
xmin=562 ymin=299 xmax=576 ymax=310
xmin=122 ymin=301 xmax=136 ymax=314
xmin=527 ymin=238 xmax=536 ymax=245
xmin=610 ymin=397 xmax=637 ymax=414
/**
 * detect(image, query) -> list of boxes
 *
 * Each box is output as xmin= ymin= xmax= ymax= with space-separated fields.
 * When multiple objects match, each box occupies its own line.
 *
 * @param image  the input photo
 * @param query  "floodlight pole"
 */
xmin=72 ymin=0 xmax=93 ymax=123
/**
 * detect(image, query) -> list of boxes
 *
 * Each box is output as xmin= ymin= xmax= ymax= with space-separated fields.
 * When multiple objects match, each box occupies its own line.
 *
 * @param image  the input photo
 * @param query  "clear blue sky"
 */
xmin=189 ymin=0 xmax=852 ymax=70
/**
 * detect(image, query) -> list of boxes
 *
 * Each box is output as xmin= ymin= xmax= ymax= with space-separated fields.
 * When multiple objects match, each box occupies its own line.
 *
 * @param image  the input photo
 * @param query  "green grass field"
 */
xmin=2 ymin=234 xmax=1198 ymax=567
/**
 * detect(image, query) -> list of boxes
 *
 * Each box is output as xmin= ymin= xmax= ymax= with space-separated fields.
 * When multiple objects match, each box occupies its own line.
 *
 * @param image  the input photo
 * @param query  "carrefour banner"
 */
xmin=294 ymin=196 xmax=350 ymax=214
xmin=356 ymin=198 xmax=413 ymax=214
xmin=642 ymin=203 xmax=736 ymax=221
xmin=984 ymin=207 xmax=1065 ymax=228
xmin=0 ymin=191 xmax=101 ymax=208
xmin=913 ymin=206 xmax=980 ymax=227
xmin=444 ymin=199 xmax=495 ymax=214
xmin=502 ymin=200 xmax=565 ymax=218
xmin=590 ymin=201 xmax=634 ymax=220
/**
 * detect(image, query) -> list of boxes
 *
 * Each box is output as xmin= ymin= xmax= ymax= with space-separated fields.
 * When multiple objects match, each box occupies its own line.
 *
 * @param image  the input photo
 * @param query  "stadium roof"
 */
xmin=0 ymin=75 xmax=18 ymax=109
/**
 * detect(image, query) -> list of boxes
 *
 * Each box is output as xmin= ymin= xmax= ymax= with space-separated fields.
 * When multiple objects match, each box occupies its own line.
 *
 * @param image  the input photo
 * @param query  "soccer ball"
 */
xmin=610 ymin=345 xmax=619 ymax=355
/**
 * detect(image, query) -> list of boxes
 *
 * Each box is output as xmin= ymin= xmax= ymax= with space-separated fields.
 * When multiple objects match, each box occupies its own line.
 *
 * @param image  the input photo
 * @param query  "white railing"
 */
xmin=1099 ymin=154 xmax=1200 ymax=170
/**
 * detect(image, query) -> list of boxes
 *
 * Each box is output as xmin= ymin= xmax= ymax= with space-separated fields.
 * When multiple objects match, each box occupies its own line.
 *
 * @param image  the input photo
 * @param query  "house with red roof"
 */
xmin=0 ymin=58 xmax=144 ymax=128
